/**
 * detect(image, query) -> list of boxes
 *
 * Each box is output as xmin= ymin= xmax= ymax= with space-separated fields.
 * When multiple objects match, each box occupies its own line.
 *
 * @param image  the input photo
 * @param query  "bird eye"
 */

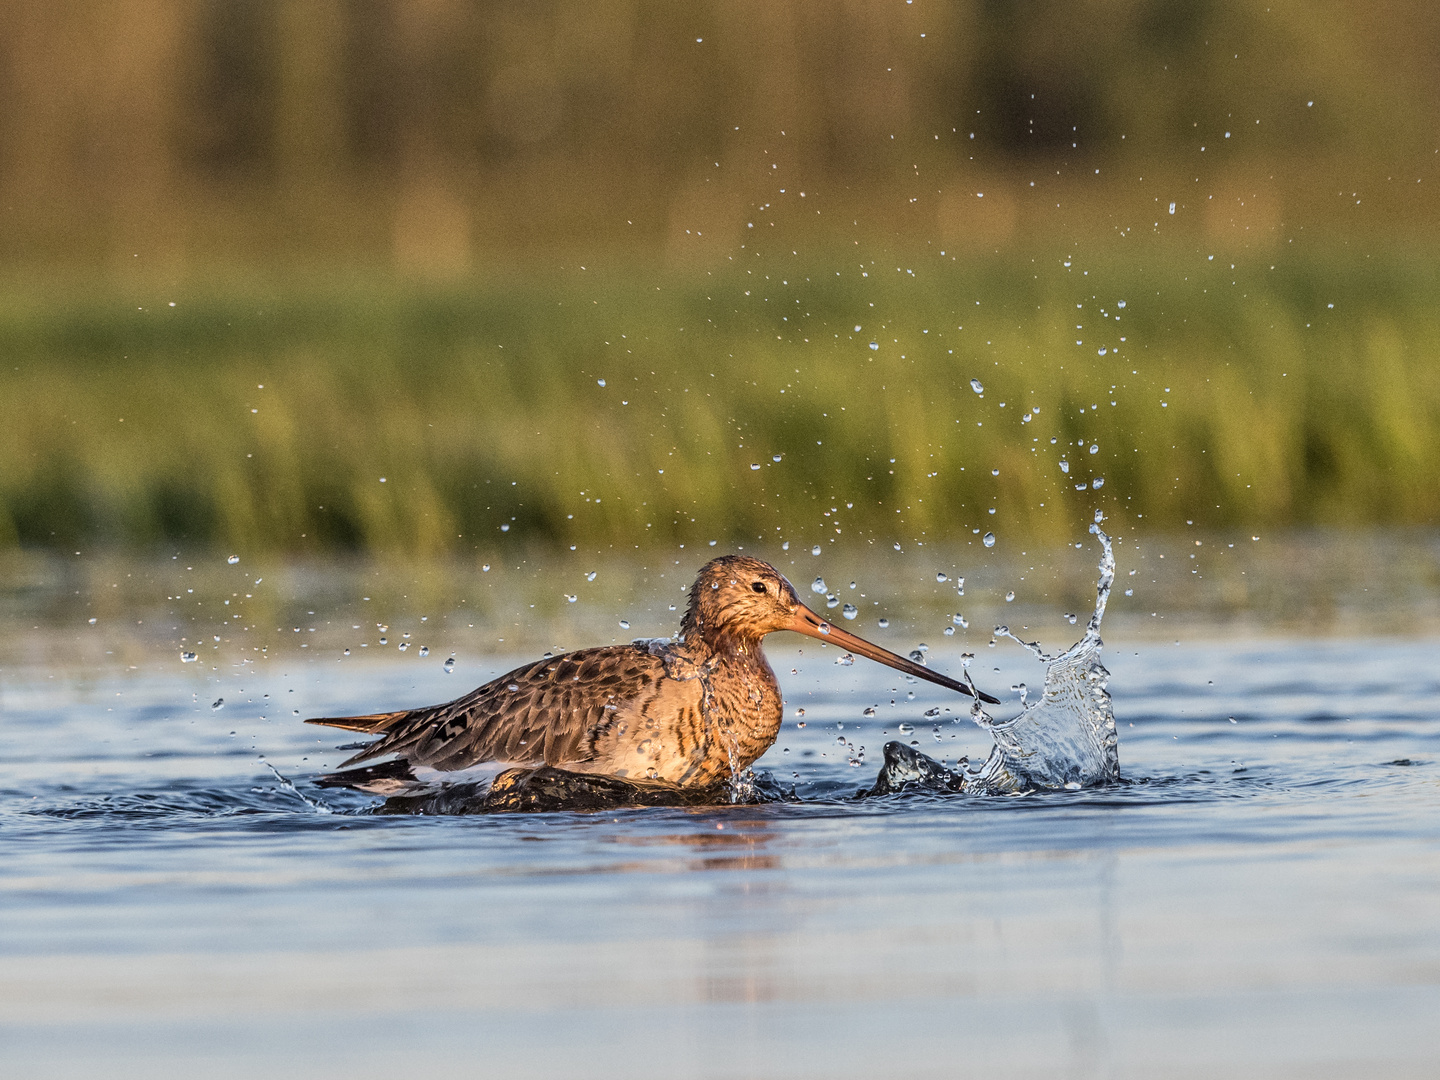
xmin=751 ymin=581 xmax=767 ymax=593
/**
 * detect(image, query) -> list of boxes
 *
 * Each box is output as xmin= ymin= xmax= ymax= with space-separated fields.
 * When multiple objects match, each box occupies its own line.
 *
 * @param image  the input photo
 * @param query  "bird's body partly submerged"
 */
xmin=309 ymin=555 xmax=997 ymax=799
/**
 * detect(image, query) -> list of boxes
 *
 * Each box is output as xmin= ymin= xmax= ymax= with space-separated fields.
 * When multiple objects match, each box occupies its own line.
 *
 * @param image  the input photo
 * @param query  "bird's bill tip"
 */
xmin=783 ymin=604 xmax=1000 ymax=704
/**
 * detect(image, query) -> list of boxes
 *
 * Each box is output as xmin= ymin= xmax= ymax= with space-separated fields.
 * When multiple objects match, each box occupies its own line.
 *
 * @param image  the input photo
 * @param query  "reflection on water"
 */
xmin=2 ymin=536 xmax=1440 ymax=1076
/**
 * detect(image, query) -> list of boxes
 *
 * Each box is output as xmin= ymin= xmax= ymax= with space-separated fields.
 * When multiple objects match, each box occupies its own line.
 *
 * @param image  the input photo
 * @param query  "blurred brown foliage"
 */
xmin=2 ymin=0 xmax=1439 ymax=276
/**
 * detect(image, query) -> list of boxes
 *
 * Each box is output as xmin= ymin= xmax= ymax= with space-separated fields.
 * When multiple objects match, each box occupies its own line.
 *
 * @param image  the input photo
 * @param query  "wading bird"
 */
xmin=310 ymin=555 xmax=997 ymax=798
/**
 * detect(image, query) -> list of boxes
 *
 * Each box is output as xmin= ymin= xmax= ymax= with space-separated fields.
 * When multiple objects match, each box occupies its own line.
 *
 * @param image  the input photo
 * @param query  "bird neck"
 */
xmin=679 ymin=621 xmax=766 ymax=667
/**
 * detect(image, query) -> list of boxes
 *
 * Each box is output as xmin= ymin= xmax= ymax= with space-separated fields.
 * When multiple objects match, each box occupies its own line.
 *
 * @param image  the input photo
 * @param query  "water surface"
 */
xmin=2 ymin=544 xmax=1439 ymax=1078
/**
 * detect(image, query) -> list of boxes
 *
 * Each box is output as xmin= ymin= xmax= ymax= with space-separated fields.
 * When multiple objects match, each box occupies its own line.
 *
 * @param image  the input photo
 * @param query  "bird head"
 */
xmin=680 ymin=555 xmax=998 ymax=703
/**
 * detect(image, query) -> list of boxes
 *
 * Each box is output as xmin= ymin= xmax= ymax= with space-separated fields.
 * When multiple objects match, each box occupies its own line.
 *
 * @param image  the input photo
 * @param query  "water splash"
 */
xmin=965 ymin=515 xmax=1119 ymax=792
xmin=263 ymin=762 xmax=334 ymax=814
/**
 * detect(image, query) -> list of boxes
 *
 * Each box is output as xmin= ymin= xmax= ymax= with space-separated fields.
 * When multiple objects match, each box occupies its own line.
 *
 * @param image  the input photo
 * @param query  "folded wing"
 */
xmin=307 ymin=644 xmax=669 ymax=776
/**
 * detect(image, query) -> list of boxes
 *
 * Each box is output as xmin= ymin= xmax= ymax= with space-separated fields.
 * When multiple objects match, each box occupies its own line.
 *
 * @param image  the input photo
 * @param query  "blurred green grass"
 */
xmin=2 ymin=250 xmax=1437 ymax=557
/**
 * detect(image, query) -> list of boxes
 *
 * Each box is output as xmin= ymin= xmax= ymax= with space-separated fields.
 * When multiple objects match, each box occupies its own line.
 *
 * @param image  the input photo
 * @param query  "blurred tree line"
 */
xmin=2 ymin=0 xmax=1439 ymax=276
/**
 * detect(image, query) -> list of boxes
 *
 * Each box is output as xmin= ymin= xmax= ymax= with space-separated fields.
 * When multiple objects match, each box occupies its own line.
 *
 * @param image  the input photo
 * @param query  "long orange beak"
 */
xmin=784 ymin=603 xmax=1002 ymax=704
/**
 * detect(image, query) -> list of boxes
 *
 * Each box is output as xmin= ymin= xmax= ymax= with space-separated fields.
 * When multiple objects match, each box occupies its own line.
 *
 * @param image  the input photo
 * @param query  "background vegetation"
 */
xmin=3 ymin=1 xmax=1438 ymax=555
xmin=4 ymin=250 xmax=1436 ymax=556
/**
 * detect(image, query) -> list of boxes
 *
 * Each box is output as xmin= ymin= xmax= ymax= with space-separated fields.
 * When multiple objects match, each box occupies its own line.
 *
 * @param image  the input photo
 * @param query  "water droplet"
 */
xmin=443 ymin=657 xmax=456 ymax=673
xmin=936 ymin=572 xmax=948 ymax=582
xmin=836 ymin=735 xmax=848 ymax=745
xmin=378 ymin=637 xmax=387 ymax=645
xmin=841 ymin=603 xmax=858 ymax=620
xmin=773 ymin=454 xmax=782 ymax=462
xmin=750 ymin=463 xmax=761 ymax=470
xmin=1124 ymin=588 xmax=1133 ymax=596
xmin=982 ymin=532 xmax=996 ymax=548
xmin=854 ymin=325 xmax=862 ymax=331
xmin=88 ymin=617 xmax=97 ymax=625
xmin=1065 ymin=612 xmax=1078 ymax=624
xmin=1093 ymin=477 xmax=1105 ymax=489
xmin=953 ymin=613 xmax=968 ymax=628
xmin=836 ymin=652 xmax=855 ymax=665
xmin=991 ymin=468 xmax=999 ymax=476
xmin=898 ymin=723 xmax=914 ymax=735
xmin=863 ymin=706 xmax=877 ymax=717
xmin=943 ymin=626 xmax=955 ymax=635
xmin=597 ymin=378 xmax=606 ymax=386
xmin=960 ymin=652 xmax=974 ymax=668
xmin=586 ymin=571 xmax=597 ymax=581
xmin=1089 ymin=444 xmax=1099 ymax=454
xmin=826 ymin=594 xmax=840 ymax=609
xmin=811 ymin=577 xmax=827 ymax=594
xmin=1117 ymin=301 xmax=1126 ymax=308
xmin=908 ymin=649 xmax=927 ymax=664
xmin=227 ymin=555 xmax=239 ymax=564
xmin=398 ymin=641 xmax=409 ymax=650
xmin=781 ymin=541 xmax=790 ymax=550
xmin=878 ymin=618 xmax=889 ymax=628
xmin=500 ymin=523 xmax=510 ymax=532
xmin=811 ymin=545 xmax=822 ymax=556
xmin=1005 ymin=591 xmax=1015 ymax=602
xmin=619 ymin=619 xmax=631 ymax=629
xmin=1060 ymin=459 xmax=1070 ymax=474
xmin=970 ymin=378 xmax=984 ymax=394
xmin=180 ymin=651 xmax=197 ymax=663
xmin=795 ymin=707 xmax=805 ymax=717
xmin=869 ymin=341 xmax=879 ymax=351
xmin=1168 ymin=202 xmax=1176 ymax=214
xmin=343 ymin=648 xmax=351 ymax=655
xmin=565 ymin=594 xmax=578 ymax=603
xmin=482 ymin=564 xmax=491 ymax=572
xmin=211 ymin=698 xmax=224 ymax=710
xmin=955 ymin=577 xmax=965 ymax=595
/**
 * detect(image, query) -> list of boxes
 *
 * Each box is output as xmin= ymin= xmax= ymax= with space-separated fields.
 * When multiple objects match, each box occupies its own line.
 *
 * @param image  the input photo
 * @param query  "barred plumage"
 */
xmin=308 ymin=555 xmax=996 ymax=798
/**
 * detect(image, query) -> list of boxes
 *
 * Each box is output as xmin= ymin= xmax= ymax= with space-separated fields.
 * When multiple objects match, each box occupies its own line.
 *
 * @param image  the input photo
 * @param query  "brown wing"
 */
xmin=307 ymin=645 xmax=669 ymax=773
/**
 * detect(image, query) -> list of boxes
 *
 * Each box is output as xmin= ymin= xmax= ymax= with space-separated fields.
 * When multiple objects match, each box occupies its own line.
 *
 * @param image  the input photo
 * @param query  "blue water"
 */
xmin=3 ymin=561 xmax=1440 ymax=1077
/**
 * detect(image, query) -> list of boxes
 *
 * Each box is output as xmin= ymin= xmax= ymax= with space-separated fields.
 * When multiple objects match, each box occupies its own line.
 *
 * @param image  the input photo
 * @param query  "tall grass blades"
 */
xmin=2 ymin=253 xmax=1436 ymax=556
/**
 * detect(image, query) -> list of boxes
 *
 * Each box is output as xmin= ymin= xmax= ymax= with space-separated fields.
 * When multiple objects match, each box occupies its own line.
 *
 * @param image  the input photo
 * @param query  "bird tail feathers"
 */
xmin=305 ymin=711 xmax=408 ymax=734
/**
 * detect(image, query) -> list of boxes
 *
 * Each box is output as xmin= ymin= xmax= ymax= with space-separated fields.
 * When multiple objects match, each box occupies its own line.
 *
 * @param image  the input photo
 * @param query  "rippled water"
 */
xmin=3 ymin=541 xmax=1440 ymax=1078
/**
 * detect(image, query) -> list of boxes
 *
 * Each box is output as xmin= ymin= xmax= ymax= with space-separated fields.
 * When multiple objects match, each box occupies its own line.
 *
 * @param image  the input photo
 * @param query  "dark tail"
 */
xmin=316 ymin=757 xmax=418 ymax=794
xmin=305 ymin=711 xmax=408 ymax=734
